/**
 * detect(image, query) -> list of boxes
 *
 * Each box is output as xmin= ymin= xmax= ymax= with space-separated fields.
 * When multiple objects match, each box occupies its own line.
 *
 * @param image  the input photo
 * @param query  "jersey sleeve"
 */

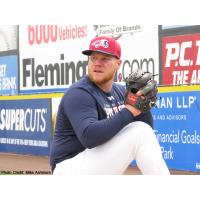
xmin=63 ymin=88 xmax=134 ymax=148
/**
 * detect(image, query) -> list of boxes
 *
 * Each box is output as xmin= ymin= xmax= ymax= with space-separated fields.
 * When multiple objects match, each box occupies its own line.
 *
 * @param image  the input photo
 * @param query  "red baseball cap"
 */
xmin=82 ymin=36 xmax=121 ymax=59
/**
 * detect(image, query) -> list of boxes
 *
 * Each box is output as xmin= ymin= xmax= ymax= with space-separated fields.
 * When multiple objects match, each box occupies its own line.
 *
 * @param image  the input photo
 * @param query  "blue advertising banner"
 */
xmin=0 ymin=98 xmax=51 ymax=156
xmin=0 ymin=55 xmax=18 ymax=95
xmin=152 ymin=91 xmax=200 ymax=172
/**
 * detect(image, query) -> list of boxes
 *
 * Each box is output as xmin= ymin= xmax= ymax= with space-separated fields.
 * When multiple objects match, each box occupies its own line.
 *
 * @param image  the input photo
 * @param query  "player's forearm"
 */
xmin=78 ymin=108 xmax=134 ymax=148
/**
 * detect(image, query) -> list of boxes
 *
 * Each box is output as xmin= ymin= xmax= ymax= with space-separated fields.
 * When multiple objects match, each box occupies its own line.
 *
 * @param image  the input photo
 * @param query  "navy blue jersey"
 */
xmin=50 ymin=75 xmax=153 ymax=171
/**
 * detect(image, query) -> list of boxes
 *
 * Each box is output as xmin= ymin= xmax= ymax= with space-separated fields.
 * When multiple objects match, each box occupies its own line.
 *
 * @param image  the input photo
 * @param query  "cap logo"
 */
xmin=92 ymin=39 xmax=109 ymax=49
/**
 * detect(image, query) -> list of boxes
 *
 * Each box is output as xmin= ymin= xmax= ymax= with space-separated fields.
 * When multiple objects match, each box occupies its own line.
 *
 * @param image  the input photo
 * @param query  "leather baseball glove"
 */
xmin=124 ymin=69 xmax=158 ymax=113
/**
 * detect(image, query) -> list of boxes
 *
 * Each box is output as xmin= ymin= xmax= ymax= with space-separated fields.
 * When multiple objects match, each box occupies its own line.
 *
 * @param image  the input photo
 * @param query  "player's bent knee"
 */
xmin=124 ymin=121 xmax=156 ymax=140
xmin=128 ymin=121 xmax=153 ymax=132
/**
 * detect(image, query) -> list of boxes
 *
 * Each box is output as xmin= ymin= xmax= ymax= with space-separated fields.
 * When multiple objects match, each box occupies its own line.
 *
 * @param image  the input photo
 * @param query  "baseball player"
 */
xmin=50 ymin=36 xmax=170 ymax=175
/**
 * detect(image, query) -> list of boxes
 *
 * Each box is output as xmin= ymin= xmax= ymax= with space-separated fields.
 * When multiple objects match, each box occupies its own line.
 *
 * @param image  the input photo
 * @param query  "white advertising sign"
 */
xmin=114 ymin=25 xmax=159 ymax=84
xmin=19 ymin=25 xmax=159 ymax=94
xmin=89 ymin=25 xmax=159 ymax=84
xmin=19 ymin=25 xmax=94 ymax=94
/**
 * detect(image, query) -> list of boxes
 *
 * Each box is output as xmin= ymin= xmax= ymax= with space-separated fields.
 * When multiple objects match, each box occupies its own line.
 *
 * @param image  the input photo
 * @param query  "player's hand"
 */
xmin=125 ymin=91 xmax=142 ymax=117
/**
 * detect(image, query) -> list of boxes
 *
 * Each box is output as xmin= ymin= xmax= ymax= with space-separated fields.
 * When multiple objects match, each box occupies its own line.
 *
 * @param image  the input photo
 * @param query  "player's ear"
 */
xmin=116 ymin=59 xmax=122 ymax=70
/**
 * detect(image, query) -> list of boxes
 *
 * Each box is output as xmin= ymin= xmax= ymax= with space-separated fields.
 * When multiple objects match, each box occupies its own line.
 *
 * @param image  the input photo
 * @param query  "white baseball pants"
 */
xmin=53 ymin=121 xmax=170 ymax=175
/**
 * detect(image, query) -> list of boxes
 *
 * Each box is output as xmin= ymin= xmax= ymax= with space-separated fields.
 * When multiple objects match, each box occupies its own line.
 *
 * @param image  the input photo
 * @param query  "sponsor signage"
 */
xmin=152 ymin=90 xmax=200 ymax=172
xmin=19 ymin=25 xmax=159 ymax=94
xmin=0 ymin=98 xmax=51 ymax=156
xmin=19 ymin=25 xmax=90 ymax=94
xmin=162 ymin=33 xmax=200 ymax=85
xmin=111 ymin=25 xmax=159 ymax=84
xmin=0 ymin=55 xmax=18 ymax=95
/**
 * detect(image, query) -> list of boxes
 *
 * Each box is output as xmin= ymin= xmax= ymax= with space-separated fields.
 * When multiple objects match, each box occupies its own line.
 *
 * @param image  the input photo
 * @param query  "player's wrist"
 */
xmin=125 ymin=104 xmax=141 ymax=117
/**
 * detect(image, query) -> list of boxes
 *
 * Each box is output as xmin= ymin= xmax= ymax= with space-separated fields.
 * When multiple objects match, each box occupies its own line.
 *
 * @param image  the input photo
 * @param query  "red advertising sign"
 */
xmin=162 ymin=33 xmax=200 ymax=85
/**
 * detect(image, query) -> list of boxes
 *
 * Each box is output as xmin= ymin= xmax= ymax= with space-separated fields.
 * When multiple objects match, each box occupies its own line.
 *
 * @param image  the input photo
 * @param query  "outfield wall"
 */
xmin=1 ymin=25 xmax=200 ymax=172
